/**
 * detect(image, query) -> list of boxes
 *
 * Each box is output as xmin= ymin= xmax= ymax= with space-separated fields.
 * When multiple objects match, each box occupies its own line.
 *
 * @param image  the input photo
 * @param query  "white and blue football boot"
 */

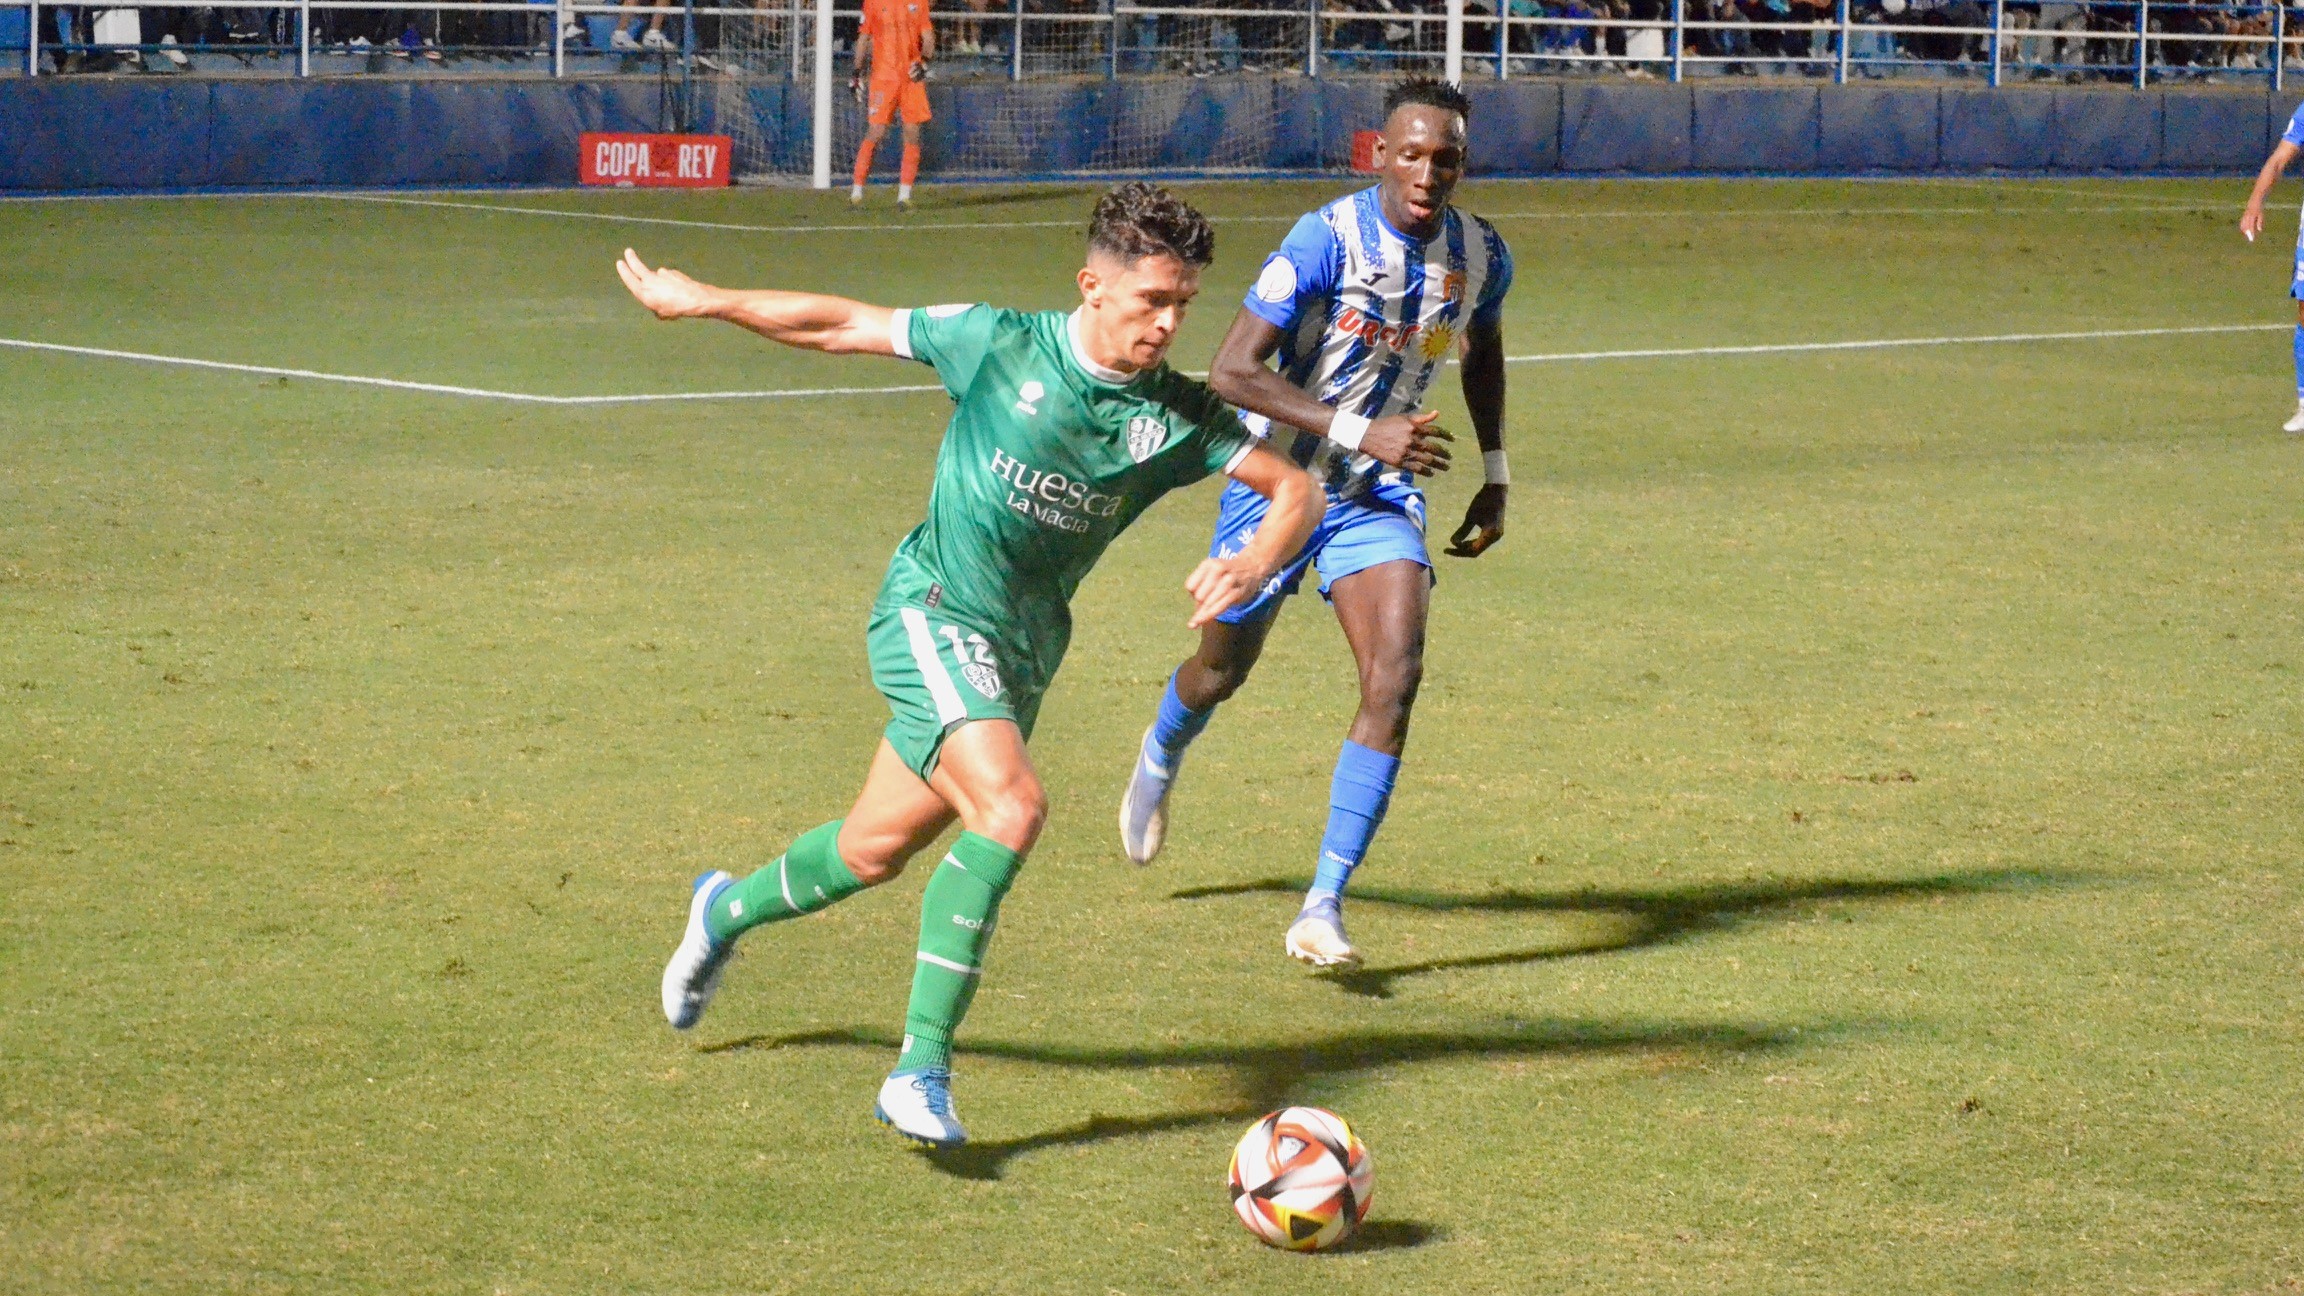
xmin=1285 ymin=895 xmax=1361 ymax=969
xmin=1118 ymin=726 xmax=1177 ymax=865
xmin=660 ymin=869 xmax=736 ymax=1030
xmin=875 ymin=1067 xmax=967 ymax=1146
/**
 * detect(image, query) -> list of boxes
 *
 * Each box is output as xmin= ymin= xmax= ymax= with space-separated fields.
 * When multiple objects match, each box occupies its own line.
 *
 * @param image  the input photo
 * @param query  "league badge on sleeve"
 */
xmin=1254 ymin=256 xmax=1297 ymax=304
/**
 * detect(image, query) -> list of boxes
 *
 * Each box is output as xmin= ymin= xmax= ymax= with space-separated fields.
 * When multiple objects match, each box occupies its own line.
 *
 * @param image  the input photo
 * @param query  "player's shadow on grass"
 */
xmin=704 ymin=1016 xmax=1814 ymax=1181
xmin=1170 ymin=868 xmax=2068 ymax=1000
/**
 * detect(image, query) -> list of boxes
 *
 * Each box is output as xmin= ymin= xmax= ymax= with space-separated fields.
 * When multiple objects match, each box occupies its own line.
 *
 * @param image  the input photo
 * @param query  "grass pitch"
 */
xmin=3 ymin=177 xmax=2301 ymax=1294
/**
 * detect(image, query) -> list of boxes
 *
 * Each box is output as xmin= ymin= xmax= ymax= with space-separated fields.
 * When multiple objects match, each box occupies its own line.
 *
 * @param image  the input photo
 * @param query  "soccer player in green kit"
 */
xmin=617 ymin=183 xmax=1321 ymax=1148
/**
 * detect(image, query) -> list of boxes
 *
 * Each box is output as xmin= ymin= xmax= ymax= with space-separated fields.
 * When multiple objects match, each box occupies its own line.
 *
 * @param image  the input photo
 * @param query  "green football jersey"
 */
xmin=877 ymin=304 xmax=1255 ymax=692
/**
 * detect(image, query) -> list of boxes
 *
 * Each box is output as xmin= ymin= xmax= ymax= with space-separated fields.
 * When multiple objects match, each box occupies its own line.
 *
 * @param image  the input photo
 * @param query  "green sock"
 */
xmin=896 ymin=831 xmax=1024 ymax=1073
xmin=705 ymin=820 xmax=866 ymax=944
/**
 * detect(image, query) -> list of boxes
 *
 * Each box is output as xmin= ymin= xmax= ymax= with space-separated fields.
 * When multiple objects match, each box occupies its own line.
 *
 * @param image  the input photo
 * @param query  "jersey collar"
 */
xmin=1361 ymin=184 xmax=1448 ymax=248
xmin=1065 ymin=309 xmax=1135 ymax=386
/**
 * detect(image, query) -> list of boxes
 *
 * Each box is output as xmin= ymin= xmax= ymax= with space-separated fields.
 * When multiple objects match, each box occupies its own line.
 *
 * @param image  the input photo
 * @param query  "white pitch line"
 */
xmin=5 ymin=323 xmax=2281 ymax=406
xmin=320 ymin=191 xmax=2222 ymax=234
xmin=1503 ymin=322 xmax=2288 ymax=364
xmin=0 ymin=337 xmax=940 ymax=403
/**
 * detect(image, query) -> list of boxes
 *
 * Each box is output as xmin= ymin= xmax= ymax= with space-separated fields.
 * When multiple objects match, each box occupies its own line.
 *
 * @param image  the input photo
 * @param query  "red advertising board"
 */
xmin=1350 ymin=130 xmax=1382 ymax=173
xmin=579 ymin=133 xmax=734 ymax=187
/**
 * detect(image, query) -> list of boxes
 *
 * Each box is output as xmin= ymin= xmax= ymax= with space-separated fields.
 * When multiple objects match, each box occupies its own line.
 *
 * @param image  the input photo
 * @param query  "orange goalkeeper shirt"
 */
xmin=862 ymin=0 xmax=932 ymax=86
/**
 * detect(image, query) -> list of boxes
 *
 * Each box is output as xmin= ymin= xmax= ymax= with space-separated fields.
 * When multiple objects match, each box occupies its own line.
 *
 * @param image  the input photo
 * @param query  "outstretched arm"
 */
xmin=1182 ymin=446 xmax=1320 ymax=629
xmin=2242 ymin=141 xmax=2299 ymax=242
xmin=1207 ymin=309 xmax=1452 ymax=476
xmin=616 ymin=249 xmax=900 ymax=356
xmin=1446 ymin=314 xmax=1509 ymax=559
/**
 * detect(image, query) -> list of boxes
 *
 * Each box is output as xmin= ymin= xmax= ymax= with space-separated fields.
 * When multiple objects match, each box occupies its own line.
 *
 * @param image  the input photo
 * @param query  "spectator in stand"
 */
xmin=2083 ymin=0 xmax=2132 ymax=74
xmin=613 ymin=0 xmax=677 ymax=50
xmin=1695 ymin=0 xmax=1751 ymax=70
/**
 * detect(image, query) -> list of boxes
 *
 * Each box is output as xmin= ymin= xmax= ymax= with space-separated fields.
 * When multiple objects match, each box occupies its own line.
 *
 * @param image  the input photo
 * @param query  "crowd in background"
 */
xmin=21 ymin=0 xmax=2303 ymax=75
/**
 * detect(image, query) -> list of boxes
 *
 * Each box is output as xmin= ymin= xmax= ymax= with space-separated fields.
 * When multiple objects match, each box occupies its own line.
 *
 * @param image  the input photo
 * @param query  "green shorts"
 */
xmin=866 ymin=599 xmax=1045 ymax=782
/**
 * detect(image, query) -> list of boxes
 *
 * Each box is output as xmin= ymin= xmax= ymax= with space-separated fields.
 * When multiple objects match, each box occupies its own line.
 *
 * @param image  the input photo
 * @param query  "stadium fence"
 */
xmin=9 ymin=0 xmax=2294 ymax=186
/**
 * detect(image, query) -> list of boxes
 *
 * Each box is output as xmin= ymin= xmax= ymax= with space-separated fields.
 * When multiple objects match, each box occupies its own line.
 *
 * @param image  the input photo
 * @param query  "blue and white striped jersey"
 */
xmin=1239 ymin=185 xmax=1514 ymax=499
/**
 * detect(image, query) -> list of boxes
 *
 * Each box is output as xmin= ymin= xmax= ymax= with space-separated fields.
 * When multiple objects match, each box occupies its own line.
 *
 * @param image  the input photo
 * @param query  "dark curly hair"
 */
xmin=1384 ymin=76 xmax=1472 ymax=124
xmin=1086 ymin=181 xmax=1216 ymax=269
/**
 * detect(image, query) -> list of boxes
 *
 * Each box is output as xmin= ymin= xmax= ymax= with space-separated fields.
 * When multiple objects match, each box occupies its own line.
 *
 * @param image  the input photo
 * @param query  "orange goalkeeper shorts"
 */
xmin=867 ymin=80 xmax=931 ymax=127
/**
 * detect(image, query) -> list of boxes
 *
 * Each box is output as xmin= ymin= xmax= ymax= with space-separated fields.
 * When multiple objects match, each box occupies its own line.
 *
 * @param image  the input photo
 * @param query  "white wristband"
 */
xmin=1483 ymin=450 xmax=1511 ymax=486
xmin=1328 ymin=410 xmax=1371 ymax=453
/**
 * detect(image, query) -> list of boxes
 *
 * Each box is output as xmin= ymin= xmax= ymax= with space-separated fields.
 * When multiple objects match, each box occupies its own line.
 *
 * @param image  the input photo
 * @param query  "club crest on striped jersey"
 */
xmin=1126 ymin=415 xmax=1168 ymax=463
xmin=962 ymin=660 xmax=1001 ymax=699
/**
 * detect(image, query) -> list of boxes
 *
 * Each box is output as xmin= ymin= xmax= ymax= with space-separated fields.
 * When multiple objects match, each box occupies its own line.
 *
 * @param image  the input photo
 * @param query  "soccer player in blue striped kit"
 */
xmin=2240 ymin=98 xmax=2304 ymax=433
xmin=1119 ymin=77 xmax=1516 ymax=967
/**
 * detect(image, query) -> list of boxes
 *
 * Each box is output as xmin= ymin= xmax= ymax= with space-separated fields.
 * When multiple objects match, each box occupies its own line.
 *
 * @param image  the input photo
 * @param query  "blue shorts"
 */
xmin=2291 ymin=236 xmax=2304 ymax=300
xmin=1208 ymin=475 xmax=1432 ymax=626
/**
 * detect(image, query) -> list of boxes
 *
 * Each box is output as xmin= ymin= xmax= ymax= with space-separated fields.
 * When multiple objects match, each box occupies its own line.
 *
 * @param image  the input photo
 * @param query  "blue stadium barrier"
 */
xmin=1817 ymin=85 xmax=1939 ymax=172
xmin=1461 ymin=82 xmax=1563 ymax=175
xmin=0 ymin=77 xmax=2290 ymax=191
xmin=1693 ymin=86 xmax=1821 ymax=173
xmin=1560 ymin=83 xmax=1694 ymax=174
xmin=2161 ymin=89 xmax=2283 ymax=172
xmin=1941 ymin=87 xmax=2054 ymax=172
xmin=2052 ymin=90 xmax=2161 ymax=173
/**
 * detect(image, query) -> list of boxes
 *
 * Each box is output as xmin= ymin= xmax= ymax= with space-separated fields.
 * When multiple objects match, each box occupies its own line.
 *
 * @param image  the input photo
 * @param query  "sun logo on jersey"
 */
xmin=1418 ymin=323 xmax=1457 ymax=362
xmin=1126 ymin=416 xmax=1167 ymax=463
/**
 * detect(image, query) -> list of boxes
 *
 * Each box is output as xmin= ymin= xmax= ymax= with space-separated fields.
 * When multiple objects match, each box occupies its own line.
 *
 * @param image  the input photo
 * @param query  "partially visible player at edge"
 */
xmin=849 ymin=0 xmax=934 ymax=209
xmin=620 ymin=184 xmax=1321 ymax=1148
xmin=2240 ymin=100 xmax=2304 ymax=433
xmin=1119 ymin=78 xmax=1514 ymax=969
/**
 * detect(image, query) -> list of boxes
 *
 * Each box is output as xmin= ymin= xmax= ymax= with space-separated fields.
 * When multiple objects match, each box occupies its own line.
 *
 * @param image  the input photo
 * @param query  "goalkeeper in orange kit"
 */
xmin=850 ymin=0 xmax=934 ymax=209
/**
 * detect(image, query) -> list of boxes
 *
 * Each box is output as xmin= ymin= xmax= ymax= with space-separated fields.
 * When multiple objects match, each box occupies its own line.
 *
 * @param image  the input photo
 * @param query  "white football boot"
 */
xmin=660 ymin=870 xmax=736 ymax=1030
xmin=2284 ymin=400 xmax=2304 ymax=433
xmin=875 ymin=1067 xmax=967 ymax=1146
xmin=1284 ymin=896 xmax=1361 ymax=968
xmin=1118 ymin=727 xmax=1178 ymax=865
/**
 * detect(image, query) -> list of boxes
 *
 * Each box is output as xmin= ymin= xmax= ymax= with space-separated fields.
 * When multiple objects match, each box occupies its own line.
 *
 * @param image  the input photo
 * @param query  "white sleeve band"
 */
xmin=887 ymin=308 xmax=914 ymax=359
xmin=1483 ymin=450 xmax=1511 ymax=486
xmin=1328 ymin=410 xmax=1371 ymax=453
xmin=1221 ymin=439 xmax=1256 ymax=475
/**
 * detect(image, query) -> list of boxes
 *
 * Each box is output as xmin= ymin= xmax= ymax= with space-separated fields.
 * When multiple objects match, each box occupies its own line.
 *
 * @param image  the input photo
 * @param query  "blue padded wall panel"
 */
xmin=1817 ymin=85 xmax=1939 ymax=171
xmin=0 ymin=80 xmax=213 ymax=190
xmin=1693 ymin=85 xmax=1819 ymax=172
xmin=1318 ymin=78 xmax=1387 ymax=170
xmin=2050 ymin=88 xmax=2160 ymax=171
xmin=1463 ymin=81 xmax=1560 ymax=174
xmin=2160 ymin=91 xmax=2267 ymax=172
xmin=207 ymin=83 xmax=328 ymax=187
xmin=1941 ymin=88 xmax=2052 ymax=170
xmin=1561 ymin=83 xmax=1692 ymax=173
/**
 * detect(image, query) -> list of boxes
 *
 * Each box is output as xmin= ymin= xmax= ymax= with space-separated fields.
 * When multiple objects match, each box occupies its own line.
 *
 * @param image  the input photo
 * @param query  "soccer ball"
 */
xmin=1226 ymin=1106 xmax=1373 ymax=1252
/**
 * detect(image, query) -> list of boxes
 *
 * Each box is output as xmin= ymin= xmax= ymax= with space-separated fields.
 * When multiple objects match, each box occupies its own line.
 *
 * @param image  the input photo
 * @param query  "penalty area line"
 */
xmin=3 ymin=323 xmax=2281 ymax=406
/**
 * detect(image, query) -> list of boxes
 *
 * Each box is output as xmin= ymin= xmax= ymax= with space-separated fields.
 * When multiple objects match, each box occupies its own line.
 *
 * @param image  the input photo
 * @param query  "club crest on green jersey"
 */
xmin=1127 ymin=416 xmax=1168 ymax=464
xmin=962 ymin=660 xmax=1001 ymax=698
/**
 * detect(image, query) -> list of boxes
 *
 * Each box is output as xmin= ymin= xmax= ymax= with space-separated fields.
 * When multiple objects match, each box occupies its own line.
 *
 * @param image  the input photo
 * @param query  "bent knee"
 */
xmin=1360 ymin=654 xmax=1425 ymax=713
xmin=835 ymin=825 xmax=915 ymax=887
xmin=972 ymin=786 xmax=1048 ymax=853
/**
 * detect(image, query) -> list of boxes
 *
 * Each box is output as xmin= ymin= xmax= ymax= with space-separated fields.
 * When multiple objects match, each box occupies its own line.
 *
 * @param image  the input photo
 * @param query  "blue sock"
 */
xmin=1146 ymin=671 xmax=1213 ymax=768
xmin=2291 ymin=325 xmax=2302 ymax=399
xmin=1308 ymin=741 xmax=1400 ymax=903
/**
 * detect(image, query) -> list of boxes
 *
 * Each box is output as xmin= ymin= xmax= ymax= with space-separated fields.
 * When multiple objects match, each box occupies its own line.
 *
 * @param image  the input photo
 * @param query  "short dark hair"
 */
xmin=1087 ymin=181 xmax=1216 ymax=269
xmin=1384 ymin=76 xmax=1472 ymax=125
